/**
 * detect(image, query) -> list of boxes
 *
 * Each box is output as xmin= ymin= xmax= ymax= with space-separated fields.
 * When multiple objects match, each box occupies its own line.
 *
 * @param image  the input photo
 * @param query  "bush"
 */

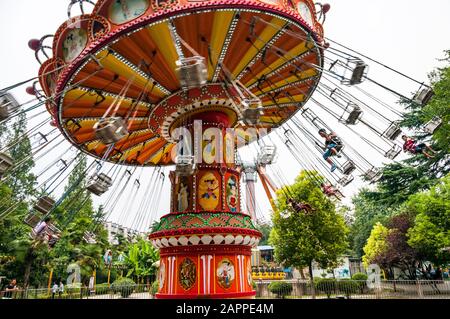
xmin=151 ymin=281 xmax=159 ymax=295
xmin=337 ymin=279 xmax=359 ymax=298
xmin=351 ymin=272 xmax=368 ymax=281
xmin=111 ymin=278 xmax=135 ymax=298
xmin=268 ymin=281 xmax=292 ymax=299
xmin=351 ymin=273 xmax=368 ymax=293
xmin=315 ymin=278 xmax=337 ymax=298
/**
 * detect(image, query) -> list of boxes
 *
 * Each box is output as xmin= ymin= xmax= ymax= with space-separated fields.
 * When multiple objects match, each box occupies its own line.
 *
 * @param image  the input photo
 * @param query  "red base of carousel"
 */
xmin=156 ymin=244 xmax=256 ymax=299
xmin=156 ymin=291 xmax=256 ymax=299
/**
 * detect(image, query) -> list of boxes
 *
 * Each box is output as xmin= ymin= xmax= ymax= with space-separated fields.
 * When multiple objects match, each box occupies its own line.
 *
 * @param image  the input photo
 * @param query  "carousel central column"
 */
xmin=150 ymin=110 xmax=261 ymax=299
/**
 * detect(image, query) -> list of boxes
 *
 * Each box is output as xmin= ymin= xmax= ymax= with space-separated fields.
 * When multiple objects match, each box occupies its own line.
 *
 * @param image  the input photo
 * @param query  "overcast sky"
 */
xmin=0 ymin=0 xmax=449 ymax=231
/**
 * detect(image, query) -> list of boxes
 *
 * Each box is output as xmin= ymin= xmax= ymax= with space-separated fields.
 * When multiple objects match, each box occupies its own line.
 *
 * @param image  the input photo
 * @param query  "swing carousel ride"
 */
xmin=0 ymin=0 xmax=443 ymax=298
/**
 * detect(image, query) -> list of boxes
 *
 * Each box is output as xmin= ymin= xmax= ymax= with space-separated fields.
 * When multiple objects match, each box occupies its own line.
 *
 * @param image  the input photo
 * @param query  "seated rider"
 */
xmin=401 ymin=135 xmax=436 ymax=159
xmin=33 ymin=217 xmax=51 ymax=237
xmin=320 ymin=183 xmax=345 ymax=199
xmin=318 ymin=129 xmax=343 ymax=172
xmin=287 ymin=198 xmax=314 ymax=215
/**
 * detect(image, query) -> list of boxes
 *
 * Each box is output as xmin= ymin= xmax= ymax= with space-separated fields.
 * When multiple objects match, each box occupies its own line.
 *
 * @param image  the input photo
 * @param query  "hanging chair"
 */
xmin=94 ymin=117 xmax=128 ymax=145
xmin=340 ymin=160 xmax=356 ymax=175
xmin=176 ymin=56 xmax=207 ymax=90
xmin=0 ymin=92 xmax=19 ymax=120
xmin=338 ymin=174 xmax=354 ymax=187
xmin=33 ymin=196 xmax=56 ymax=214
xmin=340 ymin=102 xmax=363 ymax=125
xmin=241 ymin=98 xmax=263 ymax=125
xmin=87 ymin=173 xmax=113 ymax=196
xmin=0 ymin=153 xmax=14 ymax=177
xmin=24 ymin=212 xmax=42 ymax=228
xmin=175 ymin=155 xmax=196 ymax=176
xmin=382 ymin=122 xmax=402 ymax=140
xmin=341 ymin=58 xmax=368 ymax=86
xmin=424 ymin=117 xmax=442 ymax=134
xmin=413 ymin=87 xmax=434 ymax=106
xmin=384 ymin=145 xmax=402 ymax=160
xmin=363 ymin=167 xmax=382 ymax=182
xmin=257 ymin=145 xmax=277 ymax=166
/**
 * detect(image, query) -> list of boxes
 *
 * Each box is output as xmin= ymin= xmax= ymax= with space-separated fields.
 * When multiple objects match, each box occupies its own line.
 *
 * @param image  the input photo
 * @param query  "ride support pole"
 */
xmin=47 ymin=268 xmax=53 ymax=295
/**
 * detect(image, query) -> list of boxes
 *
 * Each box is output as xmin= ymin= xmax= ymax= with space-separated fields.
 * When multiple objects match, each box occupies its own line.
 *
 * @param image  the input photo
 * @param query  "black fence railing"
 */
xmin=255 ymin=279 xmax=450 ymax=299
xmin=1 ymin=280 xmax=449 ymax=299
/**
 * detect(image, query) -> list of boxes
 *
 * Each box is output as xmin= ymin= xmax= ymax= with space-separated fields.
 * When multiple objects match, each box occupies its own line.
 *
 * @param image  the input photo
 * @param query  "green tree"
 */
xmin=406 ymin=175 xmax=450 ymax=265
xmin=349 ymin=189 xmax=394 ymax=257
xmin=6 ymin=113 xmax=36 ymax=200
xmin=124 ymin=238 xmax=159 ymax=284
xmin=255 ymin=223 xmax=272 ymax=246
xmin=362 ymin=222 xmax=390 ymax=268
xmin=269 ymin=171 xmax=348 ymax=286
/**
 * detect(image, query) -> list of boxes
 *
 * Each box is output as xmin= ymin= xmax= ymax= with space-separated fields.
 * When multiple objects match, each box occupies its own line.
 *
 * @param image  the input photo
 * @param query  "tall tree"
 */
xmin=349 ymin=189 xmax=395 ymax=257
xmin=406 ymin=174 xmax=450 ymax=266
xmin=6 ymin=113 xmax=36 ymax=200
xmin=125 ymin=238 xmax=159 ymax=284
xmin=270 ymin=171 xmax=348 ymax=284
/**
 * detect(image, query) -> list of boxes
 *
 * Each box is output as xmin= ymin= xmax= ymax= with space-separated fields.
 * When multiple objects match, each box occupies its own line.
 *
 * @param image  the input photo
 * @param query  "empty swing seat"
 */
xmin=382 ymin=122 xmax=402 ymax=140
xmin=0 ymin=92 xmax=19 ymax=120
xmin=338 ymin=174 xmax=354 ymax=187
xmin=176 ymin=56 xmax=207 ymax=89
xmin=241 ymin=98 xmax=263 ymax=125
xmin=87 ymin=173 xmax=113 ymax=196
xmin=94 ymin=117 xmax=128 ymax=145
xmin=363 ymin=167 xmax=382 ymax=182
xmin=258 ymin=145 xmax=277 ymax=165
xmin=413 ymin=88 xmax=434 ymax=106
xmin=176 ymin=155 xmax=196 ymax=176
xmin=341 ymin=160 xmax=356 ymax=175
xmin=24 ymin=212 xmax=42 ymax=228
xmin=0 ymin=153 xmax=14 ymax=176
xmin=424 ymin=117 xmax=442 ymax=134
xmin=341 ymin=59 xmax=368 ymax=86
xmin=384 ymin=145 xmax=401 ymax=160
xmin=34 ymin=196 xmax=55 ymax=214
xmin=83 ymin=231 xmax=97 ymax=244
xmin=341 ymin=103 xmax=363 ymax=125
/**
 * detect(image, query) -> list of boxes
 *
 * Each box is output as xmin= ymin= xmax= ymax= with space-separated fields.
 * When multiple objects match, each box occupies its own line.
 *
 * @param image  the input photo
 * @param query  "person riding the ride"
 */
xmin=401 ymin=135 xmax=436 ymax=159
xmin=320 ymin=182 xmax=345 ymax=199
xmin=318 ymin=129 xmax=343 ymax=172
xmin=287 ymin=198 xmax=315 ymax=215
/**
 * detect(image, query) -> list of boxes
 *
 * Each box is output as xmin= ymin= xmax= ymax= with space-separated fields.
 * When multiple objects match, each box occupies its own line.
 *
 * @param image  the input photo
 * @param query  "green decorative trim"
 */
xmin=151 ymin=212 xmax=257 ymax=232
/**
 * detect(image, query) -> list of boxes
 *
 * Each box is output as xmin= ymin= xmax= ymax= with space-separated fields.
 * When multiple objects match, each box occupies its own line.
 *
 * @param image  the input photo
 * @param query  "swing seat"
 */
xmin=341 ymin=160 xmax=356 ymax=175
xmin=413 ymin=87 xmax=434 ymax=106
xmin=424 ymin=117 xmax=442 ymax=134
xmin=83 ymin=231 xmax=97 ymax=244
xmin=94 ymin=117 xmax=128 ymax=145
xmin=0 ymin=152 xmax=14 ymax=176
xmin=176 ymin=56 xmax=207 ymax=89
xmin=176 ymin=155 xmax=196 ymax=176
xmin=384 ymin=145 xmax=401 ymax=160
xmin=258 ymin=145 xmax=277 ymax=165
xmin=241 ymin=98 xmax=263 ymax=125
xmin=363 ymin=167 xmax=382 ymax=182
xmin=338 ymin=174 xmax=354 ymax=187
xmin=341 ymin=104 xmax=363 ymax=125
xmin=87 ymin=173 xmax=113 ymax=196
xmin=382 ymin=122 xmax=402 ymax=140
xmin=34 ymin=196 xmax=56 ymax=214
xmin=341 ymin=58 xmax=368 ymax=86
xmin=0 ymin=92 xmax=19 ymax=120
xmin=24 ymin=212 xmax=42 ymax=228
